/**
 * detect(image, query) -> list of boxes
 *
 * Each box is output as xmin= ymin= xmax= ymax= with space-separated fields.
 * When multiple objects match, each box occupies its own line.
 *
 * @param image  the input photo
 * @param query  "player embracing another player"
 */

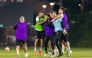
xmin=34 ymin=11 xmax=46 ymax=56
xmin=44 ymin=13 xmax=55 ymax=57
xmin=60 ymin=7 xmax=72 ymax=57
xmin=51 ymin=8 xmax=64 ymax=57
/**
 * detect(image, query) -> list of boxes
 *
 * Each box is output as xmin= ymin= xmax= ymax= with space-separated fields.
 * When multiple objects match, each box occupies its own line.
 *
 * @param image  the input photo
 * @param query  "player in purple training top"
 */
xmin=44 ymin=13 xmax=55 ymax=57
xmin=59 ymin=7 xmax=72 ymax=57
xmin=14 ymin=16 xmax=29 ymax=58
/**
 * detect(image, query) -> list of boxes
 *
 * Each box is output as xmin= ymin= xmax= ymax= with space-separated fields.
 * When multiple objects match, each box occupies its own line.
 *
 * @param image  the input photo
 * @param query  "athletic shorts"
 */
xmin=16 ymin=39 xmax=26 ymax=46
xmin=36 ymin=30 xmax=45 ymax=39
xmin=45 ymin=35 xmax=54 ymax=42
xmin=61 ymin=30 xmax=69 ymax=42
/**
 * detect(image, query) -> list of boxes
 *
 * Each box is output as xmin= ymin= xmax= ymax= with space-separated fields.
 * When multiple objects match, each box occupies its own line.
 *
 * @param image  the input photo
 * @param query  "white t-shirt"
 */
xmin=36 ymin=16 xmax=39 ymax=21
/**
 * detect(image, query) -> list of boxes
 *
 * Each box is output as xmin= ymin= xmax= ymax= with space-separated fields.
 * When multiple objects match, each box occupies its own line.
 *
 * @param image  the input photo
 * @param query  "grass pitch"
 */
xmin=0 ymin=47 xmax=92 ymax=58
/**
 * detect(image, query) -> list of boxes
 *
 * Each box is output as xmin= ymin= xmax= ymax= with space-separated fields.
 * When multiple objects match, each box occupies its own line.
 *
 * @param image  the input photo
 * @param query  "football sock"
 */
xmin=34 ymin=47 xmax=36 ymax=51
xmin=17 ymin=51 xmax=19 ymax=54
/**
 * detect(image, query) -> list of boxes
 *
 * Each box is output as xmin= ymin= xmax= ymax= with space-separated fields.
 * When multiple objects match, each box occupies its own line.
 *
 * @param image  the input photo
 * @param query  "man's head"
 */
xmin=39 ymin=11 xmax=44 ymax=17
xmin=58 ymin=7 xmax=65 ymax=14
xmin=45 ymin=13 xmax=50 ymax=19
xmin=20 ymin=16 xmax=25 ymax=23
xmin=49 ymin=11 xmax=57 ymax=18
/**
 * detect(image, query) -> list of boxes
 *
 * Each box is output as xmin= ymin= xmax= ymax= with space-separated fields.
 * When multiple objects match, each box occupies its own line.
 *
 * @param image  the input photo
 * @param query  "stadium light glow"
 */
xmin=79 ymin=4 xmax=81 ymax=6
xmin=50 ymin=2 xmax=55 ymax=6
xmin=42 ymin=5 xmax=47 ymax=9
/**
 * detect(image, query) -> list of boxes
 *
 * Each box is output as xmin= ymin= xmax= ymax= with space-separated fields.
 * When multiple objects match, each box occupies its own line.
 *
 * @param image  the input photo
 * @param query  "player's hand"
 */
xmin=63 ymin=29 xmax=67 ymax=35
xmin=51 ymin=19 xmax=55 ymax=22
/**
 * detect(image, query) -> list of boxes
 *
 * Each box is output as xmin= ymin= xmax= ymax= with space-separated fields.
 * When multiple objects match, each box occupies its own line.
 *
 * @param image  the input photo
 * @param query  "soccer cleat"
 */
xmin=57 ymin=53 xmax=63 ymax=57
xmin=34 ymin=51 xmax=36 ymax=56
xmin=49 ymin=52 xmax=52 ymax=56
xmin=39 ymin=51 xmax=42 ymax=56
xmin=51 ymin=55 xmax=55 ymax=57
xmin=66 ymin=50 xmax=72 ymax=57
xmin=25 ymin=53 xmax=29 ymax=57
xmin=44 ymin=54 xmax=49 ymax=57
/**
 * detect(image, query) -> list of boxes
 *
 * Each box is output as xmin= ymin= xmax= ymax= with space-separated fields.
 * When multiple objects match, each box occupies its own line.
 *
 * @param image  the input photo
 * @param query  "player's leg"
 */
xmin=44 ymin=36 xmax=49 ymax=56
xmin=34 ymin=39 xmax=38 ymax=56
xmin=54 ymin=45 xmax=59 ymax=56
xmin=34 ymin=31 xmax=40 ymax=56
xmin=54 ymin=31 xmax=63 ymax=57
xmin=48 ymin=40 xmax=52 ymax=52
xmin=16 ymin=39 xmax=21 ymax=57
xmin=50 ymin=36 xmax=55 ymax=57
xmin=63 ymin=34 xmax=72 ymax=57
xmin=22 ymin=40 xmax=29 ymax=57
xmin=39 ymin=31 xmax=44 ymax=55
xmin=61 ymin=40 xmax=65 ymax=54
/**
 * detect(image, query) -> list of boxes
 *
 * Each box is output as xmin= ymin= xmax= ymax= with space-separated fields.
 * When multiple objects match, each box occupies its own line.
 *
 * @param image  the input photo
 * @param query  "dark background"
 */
xmin=0 ymin=2 xmax=33 ymax=25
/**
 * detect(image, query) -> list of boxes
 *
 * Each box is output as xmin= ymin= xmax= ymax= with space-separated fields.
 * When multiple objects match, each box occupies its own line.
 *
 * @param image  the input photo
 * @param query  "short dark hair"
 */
xmin=39 ymin=11 xmax=44 ymax=14
xmin=49 ymin=11 xmax=57 ymax=14
xmin=45 ymin=13 xmax=50 ymax=18
xmin=59 ymin=7 xmax=65 ymax=11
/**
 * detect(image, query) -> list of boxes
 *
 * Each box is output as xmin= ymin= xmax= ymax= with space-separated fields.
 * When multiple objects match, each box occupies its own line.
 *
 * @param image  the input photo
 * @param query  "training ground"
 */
xmin=0 ymin=47 xmax=92 ymax=58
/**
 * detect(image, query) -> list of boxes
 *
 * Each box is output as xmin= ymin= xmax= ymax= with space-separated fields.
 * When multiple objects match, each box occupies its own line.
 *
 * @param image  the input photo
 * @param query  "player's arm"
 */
xmin=53 ymin=14 xmax=61 ymax=20
xmin=13 ymin=24 xmax=17 ymax=30
xmin=36 ymin=16 xmax=45 ymax=24
xmin=51 ymin=13 xmax=63 ymax=22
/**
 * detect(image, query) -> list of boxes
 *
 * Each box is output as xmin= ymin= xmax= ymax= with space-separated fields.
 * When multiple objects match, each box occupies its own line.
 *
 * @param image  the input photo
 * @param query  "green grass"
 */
xmin=0 ymin=47 xmax=92 ymax=58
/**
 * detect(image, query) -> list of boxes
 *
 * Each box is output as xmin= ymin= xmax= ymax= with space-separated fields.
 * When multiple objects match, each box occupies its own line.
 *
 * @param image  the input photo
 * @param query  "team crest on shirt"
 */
xmin=40 ymin=18 xmax=44 ymax=21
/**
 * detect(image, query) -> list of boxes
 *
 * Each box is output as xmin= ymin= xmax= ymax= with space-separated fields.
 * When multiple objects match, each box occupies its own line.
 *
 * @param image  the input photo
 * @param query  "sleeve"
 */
xmin=61 ymin=14 xmax=64 ymax=19
xmin=36 ymin=16 xmax=39 ymax=21
xmin=13 ymin=24 xmax=17 ymax=30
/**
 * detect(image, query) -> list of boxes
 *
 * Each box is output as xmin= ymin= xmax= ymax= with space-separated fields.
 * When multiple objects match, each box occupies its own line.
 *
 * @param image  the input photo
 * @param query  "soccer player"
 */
xmin=34 ymin=11 xmax=46 ymax=56
xmin=60 ymin=7 xmax=72 ymax=56
xmin=51 ymin=10 xmax=64 ymax=57
xmin=49 ymin=11 xmax=59 ymax=56
xmin=44 ymin=13 xmax=55 ymax=57
xmin=14 ymin=16 xmax=29 ymax=58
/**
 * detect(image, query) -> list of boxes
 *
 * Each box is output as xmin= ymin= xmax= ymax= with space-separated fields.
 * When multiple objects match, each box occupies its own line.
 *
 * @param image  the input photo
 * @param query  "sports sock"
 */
xmin=34 ymin=47 xmax=36 ymax=51
xmin=62 ymin=50 xmax=64 ymax=53
xmin=17 ymin=51 xmax=19 ymax=54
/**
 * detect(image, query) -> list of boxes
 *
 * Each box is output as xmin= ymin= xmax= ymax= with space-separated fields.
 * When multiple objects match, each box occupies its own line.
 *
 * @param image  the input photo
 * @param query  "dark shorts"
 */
xmin=53 ymin=31 xmax=63 ymax=41
xmin=45 ymin=35 xmax=54 ymax=42
xmin=16 ymin=39 xmax=26 ymax=46
xmin=36 ymin=30 xmax=45 ymax=39
xmin=61 ymin=31 xmax=69 ymax=42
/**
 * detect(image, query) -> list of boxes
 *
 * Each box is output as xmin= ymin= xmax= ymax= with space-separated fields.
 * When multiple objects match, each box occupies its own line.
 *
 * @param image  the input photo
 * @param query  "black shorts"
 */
xmin=53 ymin=31 xmax=63 ymax=41
xmin=36 ymin=30 xmax=45 ymax=39
xmin=16 ymin=39 xmax=26 ymax=46
xmin=45 ymin=35 xmax=54 ymax=42
xmin=61 ymin=31 xmax=69 ymax=42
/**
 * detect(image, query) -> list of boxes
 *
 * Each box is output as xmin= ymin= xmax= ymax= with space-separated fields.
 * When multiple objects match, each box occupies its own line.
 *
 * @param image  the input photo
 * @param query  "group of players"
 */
xmin=14 ymin=7 xmax=72 ymax=58
xmin=34 ymin=7 xmax=72 ymax=57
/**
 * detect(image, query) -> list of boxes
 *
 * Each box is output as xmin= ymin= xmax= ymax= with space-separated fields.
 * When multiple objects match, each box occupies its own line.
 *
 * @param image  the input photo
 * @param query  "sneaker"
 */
xmin=66 ymin=50 xmax=72 ymax=57
xmin=44 ymin=54 xmax=49 ymax=57
xmin=39 ymin=51 xmax=42 ymax=56
xmin=34 ymin=51 xmax=36 ymax=56
xmin=57 ymin=53 xmax=63 ymax=57
xmin=51 ymin=55 xmax=55 ymax=57
xmin=25 ymin=53 xmax=29 ymax=57
xmin=49 ymin=52 xmax=52 ymax=56
xmin=16 ymin=54 xmax=20 ymax=58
